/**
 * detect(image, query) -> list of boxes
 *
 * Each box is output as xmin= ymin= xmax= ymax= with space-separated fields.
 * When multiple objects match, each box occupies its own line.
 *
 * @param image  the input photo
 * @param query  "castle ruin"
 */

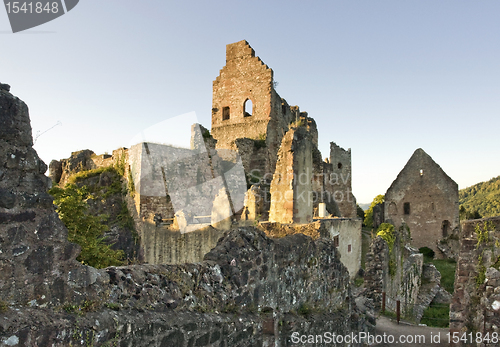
xmin=50 ymin=40 xmax=363 ymax=278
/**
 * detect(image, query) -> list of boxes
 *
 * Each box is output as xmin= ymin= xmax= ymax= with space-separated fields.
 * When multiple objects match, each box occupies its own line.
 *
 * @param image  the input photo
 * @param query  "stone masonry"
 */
xmin=450 ymin=217 xmax=500 ymax=346
xmin=385 ymin=148 xmax=460 ymax=257
xmin=0 ymin=83 xmax=371 ymax=346
xmin=269 ymin=126 xmax=313 ymax=224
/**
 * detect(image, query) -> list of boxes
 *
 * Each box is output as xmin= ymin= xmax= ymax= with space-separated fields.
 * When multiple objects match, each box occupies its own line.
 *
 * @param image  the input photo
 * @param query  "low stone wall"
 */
xmin=141 ymin=223 xmax=225 ymax=265
xmin=259 ymin=218 xmax=362 ymax=279
xmin=364 ymin=225 xmax=447 ymax=322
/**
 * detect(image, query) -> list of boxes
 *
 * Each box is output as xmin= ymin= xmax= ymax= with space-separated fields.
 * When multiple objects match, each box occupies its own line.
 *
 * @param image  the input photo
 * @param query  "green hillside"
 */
xmin=459 ymin=175 xmax=500 ymax=218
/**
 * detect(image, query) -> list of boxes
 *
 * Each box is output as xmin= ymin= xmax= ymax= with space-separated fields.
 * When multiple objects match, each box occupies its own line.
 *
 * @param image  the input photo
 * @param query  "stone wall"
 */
xmin=364 ymin=224 xmax=448 ymax=322
xmin=450 ymin=217 xmax=500 ymax=346
xmin=269 ymin=126 xmax=313 ymax=224
xmin=0 ymin=84 xmax=85 ymax=308
xmin=385 ymin=148 xmax=460 ymax=257
xmin=259 ymin=218 xmax=362 ymax=279
xmin=139 ymin=223 xmax=225 ymax=265
xmin=0 ymin=84 xmax=370 ymax=345
xmin=327 ymin=142 xmax=357 ymax=218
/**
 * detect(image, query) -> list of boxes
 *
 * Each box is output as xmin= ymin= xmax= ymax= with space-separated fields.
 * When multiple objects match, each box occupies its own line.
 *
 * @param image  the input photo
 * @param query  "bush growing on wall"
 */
xmin=364 ymin=194 xmax=384 ymax=228
xmin=49 ymin=183 xmax=125 ymax=269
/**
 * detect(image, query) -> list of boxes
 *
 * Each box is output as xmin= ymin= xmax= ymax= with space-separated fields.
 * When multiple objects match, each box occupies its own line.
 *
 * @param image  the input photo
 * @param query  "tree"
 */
xmin=364 ymin=194 xmax=385 ymax=228
xmin=356 ymin=204 xmax=365 ymax=220
xmin=49 ymin=184 xmax=124 ymax=268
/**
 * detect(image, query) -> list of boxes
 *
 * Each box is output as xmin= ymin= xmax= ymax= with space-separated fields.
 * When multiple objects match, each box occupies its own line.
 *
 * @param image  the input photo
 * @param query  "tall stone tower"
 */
xmin=327 ymin=142 xmax=357 ymax=218
xmin=211 ymin=40 xmax=293 ymax=178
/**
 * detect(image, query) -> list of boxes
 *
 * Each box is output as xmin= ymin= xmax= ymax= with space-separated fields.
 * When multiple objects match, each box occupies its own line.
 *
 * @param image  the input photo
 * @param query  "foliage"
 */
xmin=475 ymin=220 xmax=494 ymax=248
xmin=421 ymin=302 xmax=450 ymax=328
xmin=290 ymin=119 xmax=304 ymax=127
xmin=202 ymin=129 xmax=212 ymax=139
xmin=356 ymin=204 xmax=365 ymax=220
xmin=63 ymin=300 xmax=99 ymax=315
xmin=364 ymin=194 xmax=384 ymax=228
xmin=377 ymin=223 xmax=397 ymax=278
xmin=419 ymin=247 xmax=435 ymax=261
xmin=297 ymin=302 xmax=313 ymax=316
xmin=377 ymin=223 xmax=396 ymax=253
xmin=0 ymin=300 xmax=8 ymax=312
xmin=430 ymin=259 xmax=457 ymax=294
xmin=127 ymin=168 xmax=135 ymax=197
xmin=476 ymin=265 xmax=486 ymax=287
xmin=49 ymin=184 xmax=124 ymax=269
xmin=459 ymin=175 xmax=500 ymax=218
xmin=114 ymin=152 xmax=126 ymax=177
xmin=459 ymin=205 xmax=482 ymax=221
xmin=67 ymin=166 xmax=115 ymax=184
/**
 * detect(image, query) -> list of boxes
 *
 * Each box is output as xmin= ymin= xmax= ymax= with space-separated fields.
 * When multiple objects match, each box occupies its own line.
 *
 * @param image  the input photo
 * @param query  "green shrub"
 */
xmin=68 ymin=166 xmax=115 ymax=184
xmin=377 ymin=223 xmax=395 ymax=252
xmin=49 ymin=184 xmax=124 ymax=269
xmin=364 ymin=195 xmax=384 ymax=228
xmin=419 ymin=247 xmax=435 ymax=261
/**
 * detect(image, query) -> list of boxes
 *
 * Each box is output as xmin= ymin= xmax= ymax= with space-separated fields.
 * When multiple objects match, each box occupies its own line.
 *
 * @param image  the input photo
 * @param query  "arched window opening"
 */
xmin=222 ymin=106 xmax=230 ymax=120
xmin=338 ymin=162 xmax=342 ymax=169
xmin=244 ymin=99 xmax=253 ymax=117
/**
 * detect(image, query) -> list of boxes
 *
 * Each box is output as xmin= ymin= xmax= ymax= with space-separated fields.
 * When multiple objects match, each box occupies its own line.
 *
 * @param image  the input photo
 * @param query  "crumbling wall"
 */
xmin=269 ymin=126 xmax=313 ymax=224
xmin=259 ymin=218 xmax=362 ymax=279
xmin=384 ymin=148 xmax=459 ymax=257
xmin=211 ymin=40 xmax=294 ymax=185
xmin=325 ymin=142 xmax=357 ymax=218
xmin=0 ymin=84 xmax=370 ymax=346
xmin=364 ymin=225 xmax=447 ymax=322
xmin=450 ymin=217 xmax=500 ymax=346
xmin=0 ymin=83 xmax=94 ymax=308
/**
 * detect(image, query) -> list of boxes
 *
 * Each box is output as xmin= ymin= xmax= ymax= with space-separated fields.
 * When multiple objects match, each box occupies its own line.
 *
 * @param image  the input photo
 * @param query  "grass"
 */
xmin=420 ymin=256 xmax=456 ymax=328
xmin=68 ymin=166 xmax=116 ymax=184
xmin=420 ymin=302 xmax=450 ymax=328
xmin=427 ymin=258 xmax=457 ymax=294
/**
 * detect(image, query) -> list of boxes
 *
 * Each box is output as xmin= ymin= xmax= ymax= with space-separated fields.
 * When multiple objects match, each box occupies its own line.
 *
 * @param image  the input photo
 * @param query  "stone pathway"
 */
xmin=372 ymin=316 xmax=450 ymax=347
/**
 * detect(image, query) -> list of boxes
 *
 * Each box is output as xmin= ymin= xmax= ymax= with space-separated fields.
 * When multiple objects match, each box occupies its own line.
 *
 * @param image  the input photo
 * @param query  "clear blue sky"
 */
xmin=2 ymin=1 xmax=499 ymax=203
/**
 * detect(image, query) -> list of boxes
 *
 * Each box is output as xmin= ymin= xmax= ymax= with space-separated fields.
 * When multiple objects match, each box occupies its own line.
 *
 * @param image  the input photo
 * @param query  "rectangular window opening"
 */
xmin=404 ymin=202 xmax=410 ymax=215
xmin=222 ymin=106 xmax=230 ymax=121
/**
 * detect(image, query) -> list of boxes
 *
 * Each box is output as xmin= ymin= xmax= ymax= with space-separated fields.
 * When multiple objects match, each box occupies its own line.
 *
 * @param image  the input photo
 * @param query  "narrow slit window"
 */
xmin=244 ymin=99 xmax=253 ymax=117
xmin=404 ymin=202 xmax=410 ymax=215
xmin=222 ymin=106 xmax=230 ymax=120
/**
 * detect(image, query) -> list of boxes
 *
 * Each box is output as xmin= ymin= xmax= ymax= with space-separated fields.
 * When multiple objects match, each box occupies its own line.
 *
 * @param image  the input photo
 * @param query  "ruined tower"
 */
xmin=211 ymin=40 xmax=294 ymax=178
xmin=325 ymin=142 xmax=357 ymax=218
